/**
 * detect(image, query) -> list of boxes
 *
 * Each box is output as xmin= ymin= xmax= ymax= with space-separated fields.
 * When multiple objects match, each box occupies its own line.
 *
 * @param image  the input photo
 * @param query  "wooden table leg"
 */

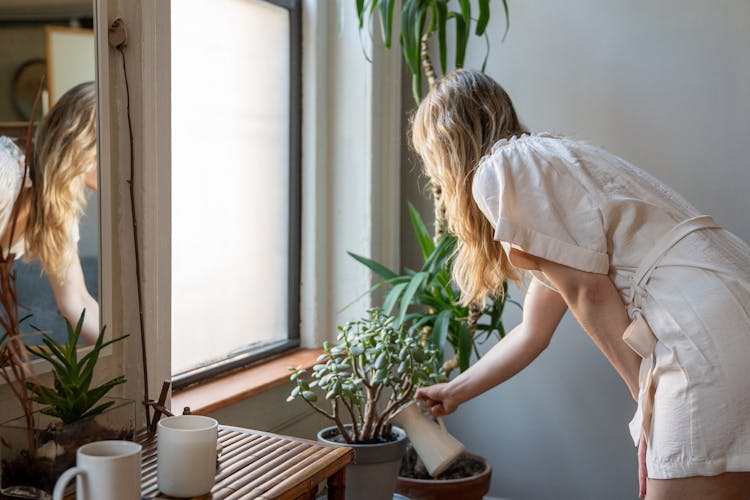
xmin=326 ymin=468 xmax=346 ymax=500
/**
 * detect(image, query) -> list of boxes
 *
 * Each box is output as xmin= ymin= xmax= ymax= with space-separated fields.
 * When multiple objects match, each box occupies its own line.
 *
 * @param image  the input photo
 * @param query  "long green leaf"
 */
xmin=337 ymin=276 xmax=409 ymax=314
xmin=458 ymin=0 xmax=471 ymax=29
xmin=502 ymin=0 xmax=511 ymax=41
xmin=408 ymin=202 xmax=435 ymax=260
xmin=347 ymin=251 xmax=398 ymax=280
xmin=422 ymin=234 xmax=456 ymax=273
xmin=379 ymin=0 xmax=395 ymax=48
xmin=430 ymin=309 xmax=452 ymax=362
xmin=476 ymin=0 xmax=490 ymax=35
xmin=458 ymin=322 xmax=472 ymax=371
xmin=400 ymin=0 xmax=420 ymax=75
xmin=407 ymin=314 xmax=435 ymax=335
xmin=436 ymin=1 xmax=448 ymax=74
xmin=356 ymin=0 xmax=366 ymax=28
xmin=383 ymin=282 xmax=408 ymax=315
xmin=453 ymin=10 xmax=469 ymax=68
xmin=481 ymin=32 xmax=490 ymax=72
xmin=397 ymin=271 xmax=428 ymax=326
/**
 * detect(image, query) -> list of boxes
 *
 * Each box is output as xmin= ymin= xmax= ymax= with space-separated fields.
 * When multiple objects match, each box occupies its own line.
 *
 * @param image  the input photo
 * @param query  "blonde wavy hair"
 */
xmin=25 ymin=81 xmax=96 ymax=281
xmin=411 ymin=69 xmax=527 ymax=306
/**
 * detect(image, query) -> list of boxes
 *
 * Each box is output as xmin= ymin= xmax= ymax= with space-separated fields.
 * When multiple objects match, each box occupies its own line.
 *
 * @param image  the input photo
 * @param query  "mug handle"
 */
xmin=53 ymin=466 xmax=87 ymax=500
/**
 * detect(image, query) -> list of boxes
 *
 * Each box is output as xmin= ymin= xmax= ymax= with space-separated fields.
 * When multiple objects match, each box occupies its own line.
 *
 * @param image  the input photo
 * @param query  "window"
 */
xmin=170 ymin=0 xmax=301 ymax=388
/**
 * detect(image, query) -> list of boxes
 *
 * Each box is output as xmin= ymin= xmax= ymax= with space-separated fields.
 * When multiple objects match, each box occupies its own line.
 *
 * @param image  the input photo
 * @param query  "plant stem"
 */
xmin=373 ymin=382 xmax=413 ymax=437
xmin=340 ymin=397 xmax=359 ymax=441
xmin=430 ymin=182 xmax=447 ymax=242
xmin=332 ymin=400 xmax=353 ymax=444
xmin=420 ymin=34 xmax=437 ymax=89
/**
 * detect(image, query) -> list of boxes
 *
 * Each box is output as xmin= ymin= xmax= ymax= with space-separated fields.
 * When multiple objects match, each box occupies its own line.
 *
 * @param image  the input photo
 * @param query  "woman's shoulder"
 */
xmin=0 ymin=136 xmax=28 ymax=187
xmin=0 ymin=136 xmax=25 ymax=167
xmin=476 ymin=132 xmax=574 ymax=177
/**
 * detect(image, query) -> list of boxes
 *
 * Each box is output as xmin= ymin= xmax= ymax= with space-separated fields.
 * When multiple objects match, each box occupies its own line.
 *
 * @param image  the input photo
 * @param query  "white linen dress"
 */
xmin=472 ymin=133 xmax=750 ymax=479
xmin=0 ymin=136 xmax=30 ymax=257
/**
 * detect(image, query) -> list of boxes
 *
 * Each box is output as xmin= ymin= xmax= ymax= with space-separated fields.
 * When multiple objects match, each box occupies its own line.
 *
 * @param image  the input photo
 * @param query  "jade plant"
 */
xmin=26 ymin=310 xmax=128 ymax=424
xmin=288 ymin=308 xmax=442 ymax=444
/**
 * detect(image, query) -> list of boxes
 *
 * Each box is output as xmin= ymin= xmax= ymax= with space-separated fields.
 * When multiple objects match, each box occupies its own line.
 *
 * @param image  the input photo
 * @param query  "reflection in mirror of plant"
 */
xmin=27 ymin=309 xmax=128 ymax=425
xmin=288 ymin=308 xmax=443 ymax=444
xmin=349 ymin=203 xmax=516 ymax=377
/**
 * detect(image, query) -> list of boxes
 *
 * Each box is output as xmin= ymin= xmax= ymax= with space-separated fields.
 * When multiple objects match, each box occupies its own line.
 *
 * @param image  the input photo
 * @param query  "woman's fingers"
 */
xmin=415 ymin=384 xmax=459 ymax=417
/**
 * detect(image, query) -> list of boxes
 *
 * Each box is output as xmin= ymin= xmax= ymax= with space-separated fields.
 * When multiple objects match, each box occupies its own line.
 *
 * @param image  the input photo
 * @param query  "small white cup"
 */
xmin=52 ymin=440 xmax=142 ymax=500
xmin=390 ymin=400 xmax=464 ymax=477
xmin=157 ymin=414 xmax=218 ymax=498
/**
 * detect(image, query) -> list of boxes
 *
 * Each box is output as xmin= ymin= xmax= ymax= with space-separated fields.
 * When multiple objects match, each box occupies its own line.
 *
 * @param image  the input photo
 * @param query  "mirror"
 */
xmin=0 ymin=1 xmax=98 ymax=347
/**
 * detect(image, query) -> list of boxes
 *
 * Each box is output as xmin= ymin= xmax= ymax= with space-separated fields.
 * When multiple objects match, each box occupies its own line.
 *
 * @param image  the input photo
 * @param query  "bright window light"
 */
xmin=171 ymin=0 xmax=292 ymax=377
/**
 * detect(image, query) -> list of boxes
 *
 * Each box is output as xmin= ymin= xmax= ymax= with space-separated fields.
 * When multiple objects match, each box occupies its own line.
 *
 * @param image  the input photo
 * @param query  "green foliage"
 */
xmin=351 ymin=0 xmax=510 ymax=103
xmin=288 ymin=308 xmax=442 ymax=443
xmin=349 ymin=203 xmax=512 ymax=374
xmin=26 ymin=310 xmax=128 ymax=425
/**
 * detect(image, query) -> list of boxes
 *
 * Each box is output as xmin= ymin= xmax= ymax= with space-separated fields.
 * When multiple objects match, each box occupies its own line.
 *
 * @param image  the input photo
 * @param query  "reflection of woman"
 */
xmin=0 ymin=81 xmax=98 ymax=344
xmin=413 ymin=70 xmax=750 ymax=499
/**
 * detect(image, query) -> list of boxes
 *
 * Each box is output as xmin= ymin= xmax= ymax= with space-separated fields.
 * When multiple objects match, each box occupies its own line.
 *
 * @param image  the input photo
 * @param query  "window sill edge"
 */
xmin=171 ymin=348 xmax=323 ymax=415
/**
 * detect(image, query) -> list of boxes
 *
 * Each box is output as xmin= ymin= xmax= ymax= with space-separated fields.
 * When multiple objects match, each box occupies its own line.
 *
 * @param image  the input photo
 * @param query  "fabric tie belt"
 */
xmin=624 ymin=215 xmax=721 ymax=447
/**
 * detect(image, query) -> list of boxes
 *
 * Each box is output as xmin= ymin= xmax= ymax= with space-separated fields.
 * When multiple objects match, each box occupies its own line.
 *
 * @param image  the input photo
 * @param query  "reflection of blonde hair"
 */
xmin=411 ymin=69 xmax=527 ymax=306
xmin=25 ymin=81 xmax=96 ymax=281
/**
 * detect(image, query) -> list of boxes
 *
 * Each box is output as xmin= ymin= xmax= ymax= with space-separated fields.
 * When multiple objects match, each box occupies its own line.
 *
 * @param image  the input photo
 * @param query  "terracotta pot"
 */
xmin=395 ymin=451 xmax=492 ymax=500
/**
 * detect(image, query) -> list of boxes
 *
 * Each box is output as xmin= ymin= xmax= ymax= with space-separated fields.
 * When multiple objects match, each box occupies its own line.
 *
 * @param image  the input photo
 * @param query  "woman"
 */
xmin=412 ymin=69 xmax=750 ymax=499
xmin=0 ymin=81 xmax=99 ymax=344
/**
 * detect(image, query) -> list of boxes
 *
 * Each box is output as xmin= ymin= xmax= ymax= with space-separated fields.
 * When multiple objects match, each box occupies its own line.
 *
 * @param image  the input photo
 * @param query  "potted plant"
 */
xmin=0 ymin=311 xmax=134 ymax=498
xmin=351 ymin=204 xmax=499 ymax=499
xmin=288 ymin=307 xmax=442 ymax=500
xmin=345 ymin=2 xmax=514 ymax=498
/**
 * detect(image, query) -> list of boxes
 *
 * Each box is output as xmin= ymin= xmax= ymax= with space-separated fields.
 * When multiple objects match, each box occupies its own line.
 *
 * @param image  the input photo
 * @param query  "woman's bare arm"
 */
xmin=49 ymin=253 xmax=99 ymax=344
xmin=415 ymin=278 xmax=568 ymax=416
xmin=513 ymin=248 xmax=641 ymax=400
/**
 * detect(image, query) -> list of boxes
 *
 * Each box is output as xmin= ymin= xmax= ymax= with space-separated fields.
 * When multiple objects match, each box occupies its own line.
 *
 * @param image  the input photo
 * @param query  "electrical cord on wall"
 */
xmin=109 ymin=17 xmax=151 ymax=428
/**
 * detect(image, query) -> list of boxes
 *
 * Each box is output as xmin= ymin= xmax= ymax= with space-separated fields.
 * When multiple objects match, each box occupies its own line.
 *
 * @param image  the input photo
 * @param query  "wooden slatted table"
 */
xmin=139 ymin=426 xmax=354 ymax=499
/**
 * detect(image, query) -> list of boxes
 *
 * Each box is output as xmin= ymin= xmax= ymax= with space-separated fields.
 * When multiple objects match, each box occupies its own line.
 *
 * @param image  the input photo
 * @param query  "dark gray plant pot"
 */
xmin=317 ymin=425 xmax=407 ymax=500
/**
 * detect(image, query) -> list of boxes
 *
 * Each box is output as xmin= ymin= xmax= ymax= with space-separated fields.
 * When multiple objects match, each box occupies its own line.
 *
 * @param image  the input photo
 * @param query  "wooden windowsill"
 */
xmin=172 ymin=348 xmax=323 ymax=415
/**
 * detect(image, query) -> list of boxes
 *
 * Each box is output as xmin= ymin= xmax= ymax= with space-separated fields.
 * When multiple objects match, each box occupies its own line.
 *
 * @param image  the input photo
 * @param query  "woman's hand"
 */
xmin=638 ymin=432 xmax=648 ymax=498
xmin=414 ymin=383 xmax=461 ymax=417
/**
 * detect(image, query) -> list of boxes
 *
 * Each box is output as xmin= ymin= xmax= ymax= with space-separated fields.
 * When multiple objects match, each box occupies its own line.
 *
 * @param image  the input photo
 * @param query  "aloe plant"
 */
xmin=349 ymin=203 xmax=515 ymax=376
xmin=288 ymin=308 xmax=442 ymax=443
xmin=352 ymin=0 xmax=509 ymax=103
xmin=26 ymin=310 xmax=127 ymax=424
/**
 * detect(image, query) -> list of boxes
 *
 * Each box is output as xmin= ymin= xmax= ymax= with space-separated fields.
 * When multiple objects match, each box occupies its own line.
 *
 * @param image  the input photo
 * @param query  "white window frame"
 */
xmin=95 ymin=0 xmax=402 ymax=427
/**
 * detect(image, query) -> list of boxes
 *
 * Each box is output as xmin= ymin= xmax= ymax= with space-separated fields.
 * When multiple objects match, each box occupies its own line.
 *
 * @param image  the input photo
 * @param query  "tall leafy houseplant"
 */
xmin=348 ymin=1 xmax=513 ymax=378
xmin=350 ymin=204 xmax=511 ymax=376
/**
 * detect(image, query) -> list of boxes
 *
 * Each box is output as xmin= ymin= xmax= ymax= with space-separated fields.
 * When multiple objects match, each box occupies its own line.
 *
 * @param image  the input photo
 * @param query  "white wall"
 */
xmin=402 ymin=1 xmax=750 ymax=499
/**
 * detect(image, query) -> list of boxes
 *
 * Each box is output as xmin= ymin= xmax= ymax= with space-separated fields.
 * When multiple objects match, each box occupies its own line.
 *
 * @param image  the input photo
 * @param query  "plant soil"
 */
xmin=320 ymin=427 xmax=401 ymax=445
xmin=1 ymin=420 xmax=133 ymax=494
xmin=399 ymin=445 xmax=487 ymax=480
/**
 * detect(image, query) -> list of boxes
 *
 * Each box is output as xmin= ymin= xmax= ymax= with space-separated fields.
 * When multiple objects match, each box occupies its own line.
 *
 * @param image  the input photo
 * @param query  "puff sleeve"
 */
xmin=472 ymin=136 xmax=609 ymax=274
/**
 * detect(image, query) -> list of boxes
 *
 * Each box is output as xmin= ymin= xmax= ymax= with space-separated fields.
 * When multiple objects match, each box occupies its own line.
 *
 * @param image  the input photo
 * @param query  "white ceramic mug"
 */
xmin=390 ymin=400 xmax=464 ymax=477
xmin=52 ymin=440 xmax=142 ymax=500
xmin=157 ymin=414 xmax=218 ymax=497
